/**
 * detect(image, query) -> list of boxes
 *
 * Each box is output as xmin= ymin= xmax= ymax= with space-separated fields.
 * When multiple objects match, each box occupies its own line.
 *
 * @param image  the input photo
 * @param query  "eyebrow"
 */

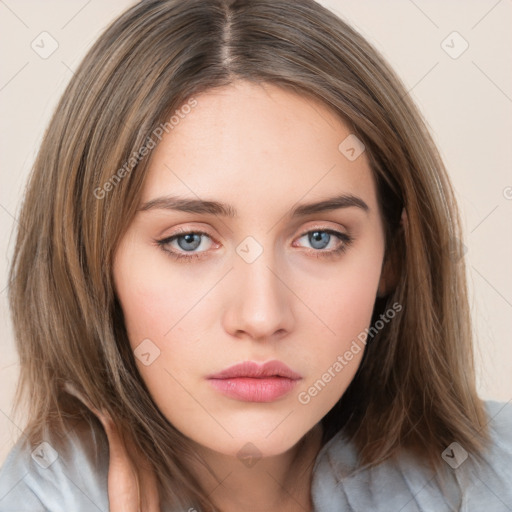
xmin=138 ymin=193 xmax=369 ymax=218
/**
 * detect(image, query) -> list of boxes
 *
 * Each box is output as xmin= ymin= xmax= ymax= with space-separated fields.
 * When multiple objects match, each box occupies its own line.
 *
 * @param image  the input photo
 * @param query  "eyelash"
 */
xmin=155 ymin=227 xmax=353 ymax=262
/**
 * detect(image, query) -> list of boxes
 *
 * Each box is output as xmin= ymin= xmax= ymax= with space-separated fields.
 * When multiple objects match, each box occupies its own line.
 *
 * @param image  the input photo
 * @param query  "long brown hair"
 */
xmin=8 ymin=0 xmax=488 ymax=508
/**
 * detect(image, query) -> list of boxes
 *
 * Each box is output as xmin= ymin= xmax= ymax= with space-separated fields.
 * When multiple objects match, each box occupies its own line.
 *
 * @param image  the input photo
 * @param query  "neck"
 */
xmin=187 ymin=423 xmax=324 ymax=512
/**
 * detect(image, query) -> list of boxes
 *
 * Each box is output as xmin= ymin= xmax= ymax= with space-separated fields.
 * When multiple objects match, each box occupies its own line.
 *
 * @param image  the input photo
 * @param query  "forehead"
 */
xmin=140 ymin=81 xmax=376 ymax=212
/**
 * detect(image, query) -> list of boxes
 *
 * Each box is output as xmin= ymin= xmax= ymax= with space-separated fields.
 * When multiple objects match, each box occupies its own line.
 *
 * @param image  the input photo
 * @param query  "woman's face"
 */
xmin=113 ymin=80 xmax=387 ymax=459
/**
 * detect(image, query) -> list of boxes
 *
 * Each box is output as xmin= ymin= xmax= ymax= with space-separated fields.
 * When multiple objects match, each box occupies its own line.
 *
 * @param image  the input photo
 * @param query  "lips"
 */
xmin=206 ymin=360 xmax=302 ymax=402
xmin=207 ymin=360 xmax=302 ymax=380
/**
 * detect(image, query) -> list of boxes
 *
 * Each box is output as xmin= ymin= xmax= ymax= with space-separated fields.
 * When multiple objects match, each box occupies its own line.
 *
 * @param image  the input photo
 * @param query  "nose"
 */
xmin=222 ymin=248 xmax=295 ymax=342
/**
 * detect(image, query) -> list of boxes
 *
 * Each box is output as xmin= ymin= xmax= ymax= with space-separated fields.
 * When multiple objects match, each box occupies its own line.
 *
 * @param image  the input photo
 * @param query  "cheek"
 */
xmin=113 ymin=240 xmax=193 ymax=346
xmin=298 ymin=278 xmax=371 ymax=388
xmin=114 ymin=260 xmax=209 ymax=435
xmin=294 ymin=239 xmax=384 ymax=411
xmin=113 ymin=246 xmax=216 ymax=396
xmin=118 ymin=281 xmax=174 ymax=345
xmin=308 ymin=239 xmax=384 ymax=346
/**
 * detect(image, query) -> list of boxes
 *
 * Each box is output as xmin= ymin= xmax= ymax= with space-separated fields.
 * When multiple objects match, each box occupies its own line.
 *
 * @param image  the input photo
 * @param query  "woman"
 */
xmin=0 ymin=0 xmax=510 ymax=510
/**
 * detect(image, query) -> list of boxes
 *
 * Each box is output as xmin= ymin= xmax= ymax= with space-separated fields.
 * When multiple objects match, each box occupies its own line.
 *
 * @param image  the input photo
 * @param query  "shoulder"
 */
xmin=0 ymin=417 xmax=110 ymax=512
xmin=484 ymin=399 xmax=512 ymax=453
xmin=311 ymin=399 xmax=512 ymax=512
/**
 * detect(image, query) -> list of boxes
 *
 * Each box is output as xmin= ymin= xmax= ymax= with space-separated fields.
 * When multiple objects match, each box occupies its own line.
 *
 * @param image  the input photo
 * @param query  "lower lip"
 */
xmin=207 ymin=377 xmax=299 ymax=402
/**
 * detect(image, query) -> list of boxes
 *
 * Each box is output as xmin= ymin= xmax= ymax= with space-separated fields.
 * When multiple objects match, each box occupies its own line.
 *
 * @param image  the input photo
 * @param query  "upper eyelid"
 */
xmin=162 ymin=225 xmax=348 ymax=247
xmin=165 ymin=222 xmax=348 ymax=239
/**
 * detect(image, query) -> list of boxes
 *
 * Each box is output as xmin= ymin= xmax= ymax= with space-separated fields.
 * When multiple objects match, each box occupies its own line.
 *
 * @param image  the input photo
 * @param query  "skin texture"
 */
xmin=112 ymin=80 xmax=388 ymax=511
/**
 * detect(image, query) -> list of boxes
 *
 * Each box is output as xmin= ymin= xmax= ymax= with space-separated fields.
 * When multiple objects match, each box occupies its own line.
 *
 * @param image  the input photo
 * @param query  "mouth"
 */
xmin=206 ymin=360 xmax=302 ymax=402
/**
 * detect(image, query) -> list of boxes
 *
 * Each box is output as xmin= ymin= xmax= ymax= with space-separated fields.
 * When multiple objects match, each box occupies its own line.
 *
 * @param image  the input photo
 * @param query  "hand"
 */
xmin=63 ymin=382 xmax=160 ymax=511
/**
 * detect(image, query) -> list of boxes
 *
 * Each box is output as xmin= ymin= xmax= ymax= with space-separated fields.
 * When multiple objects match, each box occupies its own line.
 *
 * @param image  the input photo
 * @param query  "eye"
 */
xmin=156 ymin=227 xmax=353 ymax=262
xmin=156 ymin=229 xmax=216 ymax=261
xmin=294 ymin=228 xmax=352 ymax=258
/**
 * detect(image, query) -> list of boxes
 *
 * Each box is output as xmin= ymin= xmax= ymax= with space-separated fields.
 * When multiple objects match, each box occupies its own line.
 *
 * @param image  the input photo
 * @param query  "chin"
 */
xmin=191 ymin=420 xmax=317 ymax=461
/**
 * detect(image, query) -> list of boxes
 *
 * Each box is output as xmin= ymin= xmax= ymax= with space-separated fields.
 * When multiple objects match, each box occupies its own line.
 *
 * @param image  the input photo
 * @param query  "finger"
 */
xmin=138 ymin=457 xmax=161 ymax=511
xmin=113 ymin=423 xmax=160 ymax=511
xmin=62 ymin=382 xmax=142 ymax=511
xmin=102 ymin=418 xmax=142 ymax=512
xmin=63 ymin=382 xmax=161 ymax=510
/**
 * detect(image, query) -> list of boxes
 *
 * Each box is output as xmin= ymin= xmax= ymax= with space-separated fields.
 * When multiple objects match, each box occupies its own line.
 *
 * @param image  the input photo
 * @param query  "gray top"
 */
xmin=1 ymin=400 xmax=511 ymax=511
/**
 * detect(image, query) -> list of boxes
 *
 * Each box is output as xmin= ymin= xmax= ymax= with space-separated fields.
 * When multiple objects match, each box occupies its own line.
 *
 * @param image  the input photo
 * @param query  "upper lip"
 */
xmin=207 ymin=360 xmax=302 ymax=380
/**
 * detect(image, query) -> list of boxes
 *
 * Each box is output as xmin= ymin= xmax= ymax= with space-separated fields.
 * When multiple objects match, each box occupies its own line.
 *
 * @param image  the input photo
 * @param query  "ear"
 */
xmin=377 ymin=208 xmax=406 ymax=298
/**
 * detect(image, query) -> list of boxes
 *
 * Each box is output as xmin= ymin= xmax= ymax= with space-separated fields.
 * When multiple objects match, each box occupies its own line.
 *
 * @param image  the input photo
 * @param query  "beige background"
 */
xmin=1 ymin=0 xmax=511 ymax=466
